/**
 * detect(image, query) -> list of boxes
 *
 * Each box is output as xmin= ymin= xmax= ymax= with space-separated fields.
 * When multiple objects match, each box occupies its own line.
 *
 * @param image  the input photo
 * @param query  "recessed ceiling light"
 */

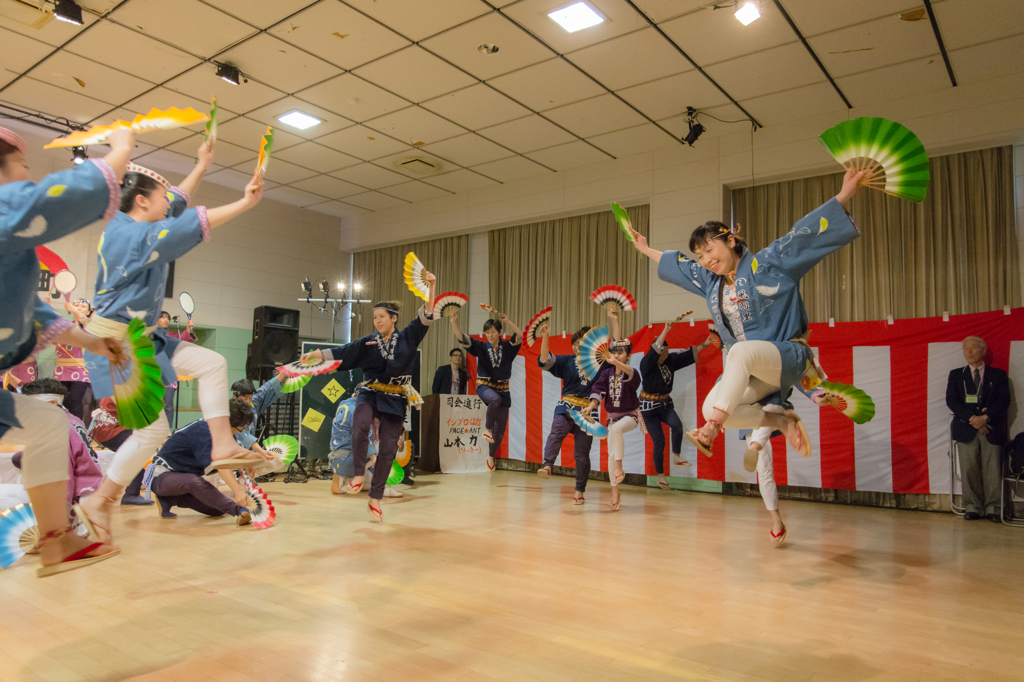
xmin=734 ymin=2 xmax=760 ymax=26
xmin=53 ymin=0 xmax=84 ymax=25
xmin=277 ymin=110 xmax=322 ymax=130
xmin=548 ymin=2 xmax=604 ymax=33
xmin=477 ymin=43 xmax=500 ymax=55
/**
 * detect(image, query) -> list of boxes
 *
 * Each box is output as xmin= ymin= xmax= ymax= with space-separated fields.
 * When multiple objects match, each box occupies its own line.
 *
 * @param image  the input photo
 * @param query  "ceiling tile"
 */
xmin=204 ymin=0 xmax=320 ymax=30
xmin=617 ymin=70 xmax=729 ymax=121
xmin=525 ymin=140 xmax=611 ymax=170
xmin=123 ymin=87 xmax=233 ymax=119
xmin=306 ymin=200 xmax=369 ymax=218
xmin=166 ymin=135 xmax=257 ymax=168
xmin=0 ymin=70 xmax=17 ymax=90
xmin=216 ymin=34 xmax=343 ymax=93
xmin=353 ymin=46 xmax=477 ymax=103
xmin=234 ymin=158 xmax=318 ymax=185
xmin=421 ymin=133 xmax=515 ymax=166
xmin=111 ymin=0 xmax=256 ymax=57
xmin=343 ymin=0 xmax=491 ymax=42
xmin=739 ymin=82 xmax=847 ymax=127
xmin=660 ymin=4 xmax=797 ymax=66
xmin=2 ymin=6 xmax=98 ymax=46
xmin=0 ymin=78 xmax=111 ymax=124
xmin=289 ymin=174 xmax=366 ymax=199
xmin=67 ymin=23 xmax=201 ymax=83
xmin=0 ymin=27 xmax=57 ymax=74
xmin=949 ymin=34 xmax=1024 ymax=86
xmin=933 ymin=0 xmax=1024 ymax=50
xmin=273 ymin=142 xmax=362 ymax=173
xmin=372 ymin=149 xmax=459 ymax=179
xmin=544 ymin=94 xmax=647 ymax=138
xmin=263 ymin=185 xmax=328 ymax=207
xmin=704 ymin=42 xmax=824 ymax=101
xmin=421 ymin=84 xmax=530 ymax=131
xmin=27 ymin=52 xmax=154 ymax=105
xmin=809 ymin=13 xmax=940 ymax=78
xmin=342 ymin=191 xmax=409 ymax=211
xmin=364 ymin=107 xmax=466 ymax=146
xmin=314 ymin=124 xmax=411 ymax=160
xmin=205 ymin=167 xmax=280 ymax=192
xmin=296 ymin=74 xmax=410 ymax=122
xmin=629 ymin=0 xmax=707 ymax=23
xmin=216 ymin=117 xmax=304 ymax=152
xmin=165 ymin=65 xmax=285 ymax=114
xmin=477 ymin=115 xmax=577 ymax=153
xmin=329 ymin=163 xmax=409 ymax=189
xmin=471 ymin=156 xmax=552 ymax=182
xmin=503 ymin=0 xmax=648 ymax=53
xmin=380 ymin=181 xmax=453 ymax=202
xmin=133 ymin=149 xmax=205 ymax=176
xmin=566 ymin=27 xmax=693 ymax=90
xmin=420 ymin=12 xmax=555 ymax=80
xmin=488 ymin=58 xmax=605 ymax=111
xmin=781 ymin=0 xmax=918 ymax=37
xmin=267 ymin=1 xmax=411 ymax=69
xmin=244 ymin=97 xmax=353 ymax=139
xmin=423 ymin=169 xmax=499 ymax=193
xmin=587 ymin=123 xmax=678 ymax=157
xmin=834 ymin=56 xmax=952 ymax=106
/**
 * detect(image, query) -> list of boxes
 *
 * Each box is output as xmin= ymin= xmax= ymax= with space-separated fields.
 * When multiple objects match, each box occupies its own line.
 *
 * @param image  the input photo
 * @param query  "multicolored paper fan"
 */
xmin=610 ymin=202 xmax=634 ymax=242
xmin=279 ymin=357 xmax=341 ymax=378
xmin=112 ymin=318 xmax=164 ymax=430
xmin=280 ymin=373 xmax=312 ymax=394
xmin=569 ymin=408 xmax=607 ymax=439
xmin=670 ymin=310 xmax=694 ymax=325
xmin=238 ymin=473 xmax=276 ymax=529
xmin=256 ymin=126 xmax=273 ymax=175
xmin=204 ymin=96 xmax=218 ymax=145
xmin=816 ymin=381 xmax=876 ymax=424
xmin=0 ymin=504 xmax=38 ymax=569
xmin=575 ymin=325 xmax=610 ymax=381
xmin=479 ymin=303 xmax=500 ymax=315
xmin=524 ymin=306 xmax=553 ymax=347
xmin=44 ymin=107 xmax=209 ymax=148
xmin=262 ymin=435 xmax=299 ymax=467
xmin=434 ymin=291 xmax=468 ymax=318
xmin=590 ymin=285 xmax=637 ymax=313
xmin=386 ymin=461 xmax=404 ymax=486
xmin=819 ymin=117 xmax=930 ymax=203
xmin=706 ymin=329 xmax=722 ymax=349
xmin=403 ymin=252 xmax=430 ymax=301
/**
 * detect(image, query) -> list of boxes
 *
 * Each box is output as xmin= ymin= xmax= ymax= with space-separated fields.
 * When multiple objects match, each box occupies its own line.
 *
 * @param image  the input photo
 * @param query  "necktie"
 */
xmin=972 ymin=368 xmax=980 ymax=393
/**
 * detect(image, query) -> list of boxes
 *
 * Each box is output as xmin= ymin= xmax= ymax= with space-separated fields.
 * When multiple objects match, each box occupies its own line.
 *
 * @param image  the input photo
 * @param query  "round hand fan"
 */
xmin=262 ymin=435 xmax=298 ymax=467
xmin=575 ymin=325 xmax=610 ymax=381
xmin=113 ymin=318 xmax=165 ymax=430
xmin=280 ymin=374 xmax=312 ymax=394
xmin=178 ymin=291 xmax=195 ymax=321
xmin=610 ymin=202 xmax=634 ymax=242
xmin=53 ymin=270 xmax=77 ymax=301
xmin=237 ymin=473 xmax=276 ymax=529
xmin=815 ymin=381 xmax=876 ymax=424
xmin=279 ymin=357 xmax=341 ymax=378
xmin=568 ymin=408 xmax=607 ymax=439
xmin=434 ymin=291 xmax=468 ymax=318
xmin=403 ymin=252 xmax=430 ymax=301
xmin=0 ymin=504 xmax=38 ymax=569
xmin=819 ymin=117 xmax=930 ymax=203
xmin=479 ymin=303 xmax=501 ymax=315
xmin=590 ymin=285 xmax=637 ymax=313
xmin=524 ymin=306 xmax=553 ymax=347
xmin=386 ymin=461 xmax=404 ymax=486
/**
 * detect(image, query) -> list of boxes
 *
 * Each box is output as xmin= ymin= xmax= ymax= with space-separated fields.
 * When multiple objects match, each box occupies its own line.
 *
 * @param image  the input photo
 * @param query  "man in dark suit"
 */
xmin=432 ymin=348 xmax=470 ymax=395
xmin=946 ymin=335 xmax=1011 ymax=522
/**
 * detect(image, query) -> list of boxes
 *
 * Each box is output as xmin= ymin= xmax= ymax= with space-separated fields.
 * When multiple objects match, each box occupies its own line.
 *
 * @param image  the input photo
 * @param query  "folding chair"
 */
xmin=949 ymin=419 xmax=965 ymax=516
xmin=1000 ymin=451 xmax=1024 ymax=528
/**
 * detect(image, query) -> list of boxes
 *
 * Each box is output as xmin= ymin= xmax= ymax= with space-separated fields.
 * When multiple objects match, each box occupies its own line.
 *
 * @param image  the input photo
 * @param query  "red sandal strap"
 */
xmin=63 ymin=542 xmax=106 ymax=563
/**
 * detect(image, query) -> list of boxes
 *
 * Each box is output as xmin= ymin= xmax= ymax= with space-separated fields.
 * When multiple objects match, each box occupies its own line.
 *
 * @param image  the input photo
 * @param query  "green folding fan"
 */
xmin=817 ymin=381 xmax=876 ymax=425
xmin=112 ymin=318 xmax=164 ymax=429
xmin=262 ymin=435 xmax=299 ymax=467
xmin=610 ymin=202 xmax=634 ymax=242
xmin=386 ymin=461 xmax=404 ymax=486
xmin=280 ymin=374 xmax=311 ymax=394
xmin=819 ymin=117 xmax=930 ymax=203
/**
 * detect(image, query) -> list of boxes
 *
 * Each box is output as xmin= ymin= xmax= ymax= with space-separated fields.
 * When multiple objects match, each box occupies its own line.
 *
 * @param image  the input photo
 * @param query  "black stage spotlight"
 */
xmin=682 ymin=107 xmax=705 ymax=147
xmin=71 ymin=146 xmax=87 ymax=165
xmin=53 ymin=0 xmax=84 ymax=25
xmin=216 ymin=63 xmax=242 ymax=85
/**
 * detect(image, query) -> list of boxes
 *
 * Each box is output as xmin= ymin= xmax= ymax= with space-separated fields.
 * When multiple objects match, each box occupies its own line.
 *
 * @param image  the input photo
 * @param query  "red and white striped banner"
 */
xmin=467 ymin=308 xmax=1024 ymax=494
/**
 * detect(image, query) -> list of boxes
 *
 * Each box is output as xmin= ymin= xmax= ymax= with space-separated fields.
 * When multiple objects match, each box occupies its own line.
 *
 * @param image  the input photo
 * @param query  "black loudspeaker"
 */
xmin=247 ymin=306 xmax=299 ymax=381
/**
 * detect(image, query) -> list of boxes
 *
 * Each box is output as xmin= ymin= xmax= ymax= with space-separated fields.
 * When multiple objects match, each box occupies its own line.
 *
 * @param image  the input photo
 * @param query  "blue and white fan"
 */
xmin=0 ymin=504 xmax=38 ymax=569
xmin=575 ymin=325 xmax=610 ymax=381
xmin=569 ymin=408 xmax=608 ymax=439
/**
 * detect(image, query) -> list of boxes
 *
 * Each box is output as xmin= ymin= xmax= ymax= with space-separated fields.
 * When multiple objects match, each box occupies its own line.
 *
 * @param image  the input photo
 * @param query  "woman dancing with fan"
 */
xmin=80 ymin=140 xmax=267 ymax=544
xmin=297 ymin=273 xmax=437 ymax=522
xmin=451 ymin=309 xmax=523 ymax=471
xmin=0 ymin=125 xmax=134 ymax=576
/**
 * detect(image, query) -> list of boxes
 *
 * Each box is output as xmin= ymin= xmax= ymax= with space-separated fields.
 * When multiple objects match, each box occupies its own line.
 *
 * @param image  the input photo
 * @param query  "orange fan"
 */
xmin=45 ymin=107 xmax=209 ymax=148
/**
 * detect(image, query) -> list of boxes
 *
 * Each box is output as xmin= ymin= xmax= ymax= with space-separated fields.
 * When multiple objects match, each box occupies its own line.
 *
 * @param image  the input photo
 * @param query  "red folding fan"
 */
xmin=524 ymin=306 xmax=553 ymax=347
xmin=590 ymin=285 xmax=637 ymax=313
xmin=434 ymin=291 xmax=469 ymax=318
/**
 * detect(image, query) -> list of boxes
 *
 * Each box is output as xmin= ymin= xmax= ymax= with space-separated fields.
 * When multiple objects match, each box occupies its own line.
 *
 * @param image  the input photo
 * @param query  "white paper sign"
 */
xmin=438 ymin=395 xmax=489 ymax=473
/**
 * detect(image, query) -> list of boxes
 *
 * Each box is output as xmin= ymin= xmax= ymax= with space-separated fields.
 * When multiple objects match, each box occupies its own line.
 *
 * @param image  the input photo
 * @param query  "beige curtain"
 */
xmin=488 ymin=205 xmax=650 ymax=337
xmin=352 ymin=236 xmax=469 ymax=390
xmin=731 ymin=146 xmax=1019 ymax=322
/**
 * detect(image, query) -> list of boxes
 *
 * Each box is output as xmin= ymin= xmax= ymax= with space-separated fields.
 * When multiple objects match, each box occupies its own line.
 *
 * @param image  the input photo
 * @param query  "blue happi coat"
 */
xmin=657 ymin=198 xmax=859 ymax=396
xmin=84 ymin=186 xmax=210 ymax=399
xmin=539 ymin=353 xmax=593 ymax=418
xmin=234 ymin=377 xmax=283 ymax=449
xmin=0 ymin=159 xmax=119 ymax=434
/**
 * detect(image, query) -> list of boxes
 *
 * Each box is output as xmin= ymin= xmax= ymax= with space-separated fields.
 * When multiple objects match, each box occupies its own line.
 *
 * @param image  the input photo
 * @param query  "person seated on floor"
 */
xmin=149 ymin=398 xmax=265 ymax=525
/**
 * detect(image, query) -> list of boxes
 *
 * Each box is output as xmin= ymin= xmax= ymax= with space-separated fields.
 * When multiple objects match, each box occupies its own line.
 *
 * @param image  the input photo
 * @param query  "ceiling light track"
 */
xmin=0 ymin=103 xmax=85 ymax=136
xmin=922 ymin=0 xmax=957 ymax=87
xmin=770 ymin=0 xmax=852 ymax=109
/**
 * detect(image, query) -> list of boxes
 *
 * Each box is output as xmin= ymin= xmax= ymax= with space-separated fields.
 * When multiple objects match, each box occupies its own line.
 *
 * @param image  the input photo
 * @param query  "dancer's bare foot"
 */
xmin=611 ymin=460 xmax=625 ymax=484
xmin=610 ymin=485 xmax=621 ymax=511
xmin=77 ymin=493 xmax=116 ymax=544
xmin=763 ymin=411 xmax=810 ymax=456
xmin=657 ymin=474 xmax=669 ymax=489
xmin=672 ymin=454 xmax=691 ymax=467
xmin=743 ymin=441 xmax=762 ymax=473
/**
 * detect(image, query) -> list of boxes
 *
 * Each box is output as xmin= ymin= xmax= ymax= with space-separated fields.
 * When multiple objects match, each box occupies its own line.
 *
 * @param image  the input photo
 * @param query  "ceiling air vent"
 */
xmin=399 ymin=158 xmax=438 ymax=174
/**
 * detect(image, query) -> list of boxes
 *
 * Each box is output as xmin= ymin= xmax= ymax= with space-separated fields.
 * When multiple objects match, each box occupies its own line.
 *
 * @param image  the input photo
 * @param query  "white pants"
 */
xmin=608 ymin=416 xmax=639 ymax=464
xmin=703 ymin=341 xmax=782 ymax=429
xmin=747 ymin=426 xmax=777 ymax=511
xmin=107 ymin=342 xmax=229 ymax=486
xmin=0 ymin=394 xmax=69 ymax=489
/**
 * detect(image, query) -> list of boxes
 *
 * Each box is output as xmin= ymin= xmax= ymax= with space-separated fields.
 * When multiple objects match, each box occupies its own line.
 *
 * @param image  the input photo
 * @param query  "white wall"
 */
xmin=340 ymin=71 xmax=1024 ymax=322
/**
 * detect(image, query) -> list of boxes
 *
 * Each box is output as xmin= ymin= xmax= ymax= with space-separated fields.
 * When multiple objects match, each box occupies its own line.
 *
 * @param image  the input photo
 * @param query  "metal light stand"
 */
xmin=172 ymin=318 xmax=182 ymax=432
xmin=296 ymin=297 xmax=371 ymax=343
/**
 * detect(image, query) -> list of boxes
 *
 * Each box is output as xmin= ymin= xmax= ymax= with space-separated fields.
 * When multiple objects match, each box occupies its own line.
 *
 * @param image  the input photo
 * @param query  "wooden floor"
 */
xmin=2 ymin=471 xmax=1023 ymax=682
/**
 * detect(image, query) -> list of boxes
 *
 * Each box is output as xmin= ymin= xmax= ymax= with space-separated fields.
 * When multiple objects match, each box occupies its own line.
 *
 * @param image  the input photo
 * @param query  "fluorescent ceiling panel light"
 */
xmin=277 ymin=110 xmax=322 ymax=130
xmin=734 ymin=2 xmax=760 ymax=26
xmin=548 ymin=2 xmax=604 ymax=33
